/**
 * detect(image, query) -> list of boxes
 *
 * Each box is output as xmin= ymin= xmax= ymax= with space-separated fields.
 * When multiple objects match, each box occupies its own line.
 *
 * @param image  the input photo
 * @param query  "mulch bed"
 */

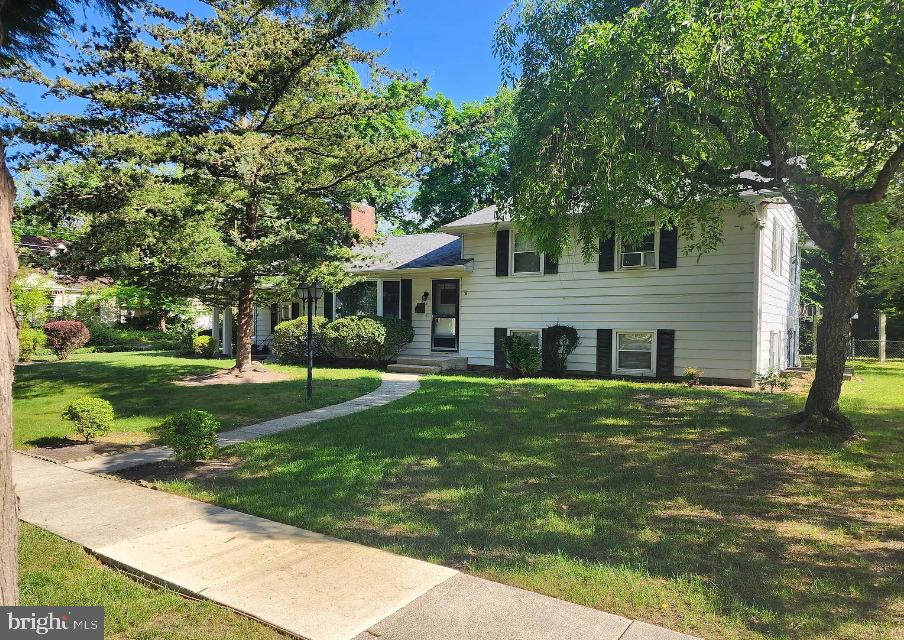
xmin=111 ymin=456 xmax=244 ymax=484
xmin=28 ymin=439 xmax=152 ymax=464
xmin=175 ymin=367 xmax=291 ymax=386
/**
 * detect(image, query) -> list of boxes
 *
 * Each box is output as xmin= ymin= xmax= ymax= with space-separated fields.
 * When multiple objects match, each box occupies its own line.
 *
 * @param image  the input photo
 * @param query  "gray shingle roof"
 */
xmin=440 ymin=205 xmax=509 ymax=229
xmin=352 ymin=233 xmax=467 ymax=272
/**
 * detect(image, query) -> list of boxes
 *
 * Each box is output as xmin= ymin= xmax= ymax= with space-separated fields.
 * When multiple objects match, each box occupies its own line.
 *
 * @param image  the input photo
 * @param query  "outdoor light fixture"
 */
xmin=421 ymin=291 xmax=430 ymax=303
xmin=298 ymin=280 xmax=324 ymax=401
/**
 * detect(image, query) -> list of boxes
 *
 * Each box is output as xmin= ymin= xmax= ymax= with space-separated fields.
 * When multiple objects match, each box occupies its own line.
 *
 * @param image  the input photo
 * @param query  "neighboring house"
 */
xmin=237 ymin=201 xmax=800 ymax=386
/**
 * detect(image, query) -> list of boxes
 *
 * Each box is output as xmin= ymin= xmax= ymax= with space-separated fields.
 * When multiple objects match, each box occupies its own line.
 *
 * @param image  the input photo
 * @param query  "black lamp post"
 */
xmin=298 ymin=280 xmax=324 ymax=401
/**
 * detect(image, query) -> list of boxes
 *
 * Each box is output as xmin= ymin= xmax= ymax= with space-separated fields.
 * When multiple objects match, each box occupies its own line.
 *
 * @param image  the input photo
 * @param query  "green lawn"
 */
xmin=160 ymin=361 xmax=904 ymax=640
xmin=19 ymin=523 xmax=286 ymax=639
xmin=13 ymin=351 xmax=382 ymax=448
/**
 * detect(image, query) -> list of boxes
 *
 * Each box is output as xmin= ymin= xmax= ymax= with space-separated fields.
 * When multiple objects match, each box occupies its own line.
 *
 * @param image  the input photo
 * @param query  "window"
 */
xmin=771 ymin=223 xmax=785 ymax=275
xmin=510 ymin=329 xmax=541 ymax=350
xmin=615 ymin=331 xmax=654 ymax=373
xmin=335 ymin=281 xmax=377 ymax=318
xmin=618 ymin=225 xmax=657 ymax=270
xmin=381 ymin=280 xmax=401 ymax=318
xmin=512 ymin=233 xmax=542 ymax=274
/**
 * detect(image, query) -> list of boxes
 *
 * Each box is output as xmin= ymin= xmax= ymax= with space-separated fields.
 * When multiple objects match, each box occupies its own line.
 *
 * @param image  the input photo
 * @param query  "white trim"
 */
xmin=378 ymin=279 xmax=402 ymax=318
xmin=612 ymin=329 xmax=657 ymax=376
xmin=510 ymin=230 xmax=545 ymax=276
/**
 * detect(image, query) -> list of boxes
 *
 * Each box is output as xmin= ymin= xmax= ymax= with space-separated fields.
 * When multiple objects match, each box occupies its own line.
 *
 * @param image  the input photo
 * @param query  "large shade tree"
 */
xmin=497 ymin=0 xmax=903 ymax=434
xmin=411 ymin=89 xmax=515 ymax=231
xmin=0 ymin=0 xmax=138 ymax=605
xmin=17 ymin=0 xmax=432 ymax=372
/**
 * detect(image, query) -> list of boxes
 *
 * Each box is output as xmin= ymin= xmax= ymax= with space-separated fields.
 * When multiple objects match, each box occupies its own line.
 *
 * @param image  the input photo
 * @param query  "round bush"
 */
xmin=43 ymin=320 xmax=91 ymax=360
xmin=272 ymin=316 xmax=328 ymax=363
xmin=192 ymin=334 xmax=216 ymax=358
xmin=502 ymin=334 xmax=541 ymax=377
xmin=542 ymin=325 xmax=579 ymax=374
xmin=322 ymin=315 xmax=414 ymax=366
xmin=18 ymin=325 xmax=46 ymax=362
xmin=156 ymin=410 xmax=220 ymax=462
xmin=63 ymin=397 xmax=115 ymax=442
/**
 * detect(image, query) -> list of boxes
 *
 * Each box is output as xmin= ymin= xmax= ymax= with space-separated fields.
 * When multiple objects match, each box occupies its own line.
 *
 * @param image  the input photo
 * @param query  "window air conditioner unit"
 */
xmin=621 ymin=251 xmax=646 ymax=268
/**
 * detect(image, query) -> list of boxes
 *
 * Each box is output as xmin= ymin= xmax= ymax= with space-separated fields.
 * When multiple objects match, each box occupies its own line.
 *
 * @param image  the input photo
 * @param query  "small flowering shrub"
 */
xmin=753 ymin=368 xmax=793 ymax=393
xmin=63 ymin=397 xmax=114 ymax=442
xmin=683 ymin=367 xmax=703 ymax=387
xmin=156 ymin=410 xmax=220 ymax=462
xmin=43 ymin=320 xmax=90 ymax=360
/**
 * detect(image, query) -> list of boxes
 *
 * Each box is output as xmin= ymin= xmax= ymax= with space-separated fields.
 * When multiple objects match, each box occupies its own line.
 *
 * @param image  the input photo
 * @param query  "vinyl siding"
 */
xmin=448 ymin=211 xmax=757 ymax=381
xmin=756 ymin=203 xmax=801 ymax=372
xmin=249 ymin=206 xmax=788 ymax=384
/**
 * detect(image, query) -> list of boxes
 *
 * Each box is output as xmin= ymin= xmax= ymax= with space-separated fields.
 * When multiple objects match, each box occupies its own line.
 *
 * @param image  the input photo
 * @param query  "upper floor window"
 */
xmin=512 ymin=232 xmax=542 ymax=274
xmin=771 ymin=222 xmax=785 ymax=276
xmin=618 ymin=225 xmax=657 ymax=270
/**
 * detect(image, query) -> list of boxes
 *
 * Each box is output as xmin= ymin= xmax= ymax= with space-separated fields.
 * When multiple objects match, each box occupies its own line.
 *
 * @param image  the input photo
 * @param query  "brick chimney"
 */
xmin=346 ymin=202 xmax=376 ymax=238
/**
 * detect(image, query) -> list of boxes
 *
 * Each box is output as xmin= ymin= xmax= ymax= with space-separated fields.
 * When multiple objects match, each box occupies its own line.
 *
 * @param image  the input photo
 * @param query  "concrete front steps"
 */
xmin=387 ymin=355 xmax=468 ymax=375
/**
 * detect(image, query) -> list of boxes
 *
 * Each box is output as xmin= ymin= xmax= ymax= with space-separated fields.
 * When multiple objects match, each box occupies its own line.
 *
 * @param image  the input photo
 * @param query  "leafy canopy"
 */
xmin=496 ymin=0 xmax=903 ymax=259
xmin=411 ymin=89 xmax=516 ymax=231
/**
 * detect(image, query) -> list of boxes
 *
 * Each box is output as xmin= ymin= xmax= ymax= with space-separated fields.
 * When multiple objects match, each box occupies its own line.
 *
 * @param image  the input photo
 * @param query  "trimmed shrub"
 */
xmin=192 ymin=335 xmax=216 ymax=358
xmin=683 ymin=367 xmax=703 ymax=387
xmin=63 ymin=397 xmax=114 ymax=442
xmin=18 ymin=326 xmax=46 ymax=361
xmin=502 ymin=335 xmax=541 ymax=377
xmin=753 ymin=368 xmax=793 ymax=393
xmin=322 ymin=315 xmax=414 ymax=366
xmin=43 ymin=320 xmax=90 ymax=360
xmin=542 ymin=325 xmax=579 ymax=374
xmin=156 ymin=410 xmax=220 ymax=462
xmin=272 ymin=316 xmax=329 ymax=363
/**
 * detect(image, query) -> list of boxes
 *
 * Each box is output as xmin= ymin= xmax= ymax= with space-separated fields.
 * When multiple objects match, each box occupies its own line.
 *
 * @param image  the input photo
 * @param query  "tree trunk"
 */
xmin=0 ymin=141 xmax=20 ymax=605
xmin=800 ymin=202 xmax=860 ymax=435
xmin=233 ymin=276 xmax=255 ymax=372
xmin=156 ymin=311 xmax=167 ymax=333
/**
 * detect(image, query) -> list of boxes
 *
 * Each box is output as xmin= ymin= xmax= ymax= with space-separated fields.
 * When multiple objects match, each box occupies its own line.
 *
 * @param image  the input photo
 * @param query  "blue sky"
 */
xmin=15 ymin=0 xmax=511 ymax=116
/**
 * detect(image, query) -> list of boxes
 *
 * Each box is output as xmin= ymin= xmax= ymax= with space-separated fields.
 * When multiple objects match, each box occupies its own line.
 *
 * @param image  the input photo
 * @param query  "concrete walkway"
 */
xmin=67 ymin=372 xmax=421 ymax=474
xmin=15 ymin=453 xmax=698 ymax=640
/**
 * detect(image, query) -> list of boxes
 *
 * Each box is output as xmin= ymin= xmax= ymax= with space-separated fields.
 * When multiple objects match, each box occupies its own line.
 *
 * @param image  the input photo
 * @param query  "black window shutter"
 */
xmin=400 ymin=279 xmax=412 ymax=322
xmin=598 ymin=238 xmax=615 ymax=272
xmin=270 ymin=304 xmax=279 ymax=332
xmin=323 ymin=293 xmax=333 ymax=320
xmin=291 ymin=302 xmax=300 ymax=319
xmin=543 ymin=254 xmax=558 ymax=275
xmin=656 ymin=330 xmax=676 ymax=378
xmin=496 ymin=230 xmax=510 ymax=276
xmin=494 ymin=328 xmax=508 ymax=369
xmin=596 ymin=329 xmax=613 ymax=375
xmin=659 ymin=227 xmax=678 ymax=269
xmin=541 ymin=328 xmax=553 ymax=371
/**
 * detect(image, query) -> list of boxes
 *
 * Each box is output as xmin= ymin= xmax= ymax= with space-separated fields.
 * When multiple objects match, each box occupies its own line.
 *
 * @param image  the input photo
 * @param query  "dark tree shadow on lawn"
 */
xmin=186 ymin=376 xmax=903 ymax=639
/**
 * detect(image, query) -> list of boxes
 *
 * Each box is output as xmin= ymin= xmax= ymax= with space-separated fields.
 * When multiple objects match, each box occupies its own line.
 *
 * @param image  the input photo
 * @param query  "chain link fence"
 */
xmin=850 ymin=339 xmax=904 ymax=360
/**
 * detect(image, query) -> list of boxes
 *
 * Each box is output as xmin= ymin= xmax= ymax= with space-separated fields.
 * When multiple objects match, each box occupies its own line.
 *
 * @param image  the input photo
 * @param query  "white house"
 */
xmin=241 ymin=200 xmax=800 ymax=386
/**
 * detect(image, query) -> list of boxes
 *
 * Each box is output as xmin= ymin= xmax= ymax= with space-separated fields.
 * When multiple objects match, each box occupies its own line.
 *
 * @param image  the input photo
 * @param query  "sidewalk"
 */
xmin=66 ymin=372 xmax=421 ymax=474
xmin=15 ymin=453 xmax=698 ymax=640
